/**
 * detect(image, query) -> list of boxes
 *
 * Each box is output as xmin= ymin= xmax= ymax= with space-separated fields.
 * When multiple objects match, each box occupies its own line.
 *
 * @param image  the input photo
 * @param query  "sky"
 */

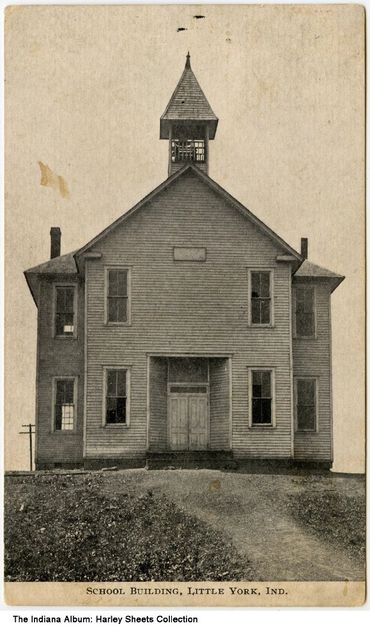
xmin=4 ymin=4 xmax=365 ymax=472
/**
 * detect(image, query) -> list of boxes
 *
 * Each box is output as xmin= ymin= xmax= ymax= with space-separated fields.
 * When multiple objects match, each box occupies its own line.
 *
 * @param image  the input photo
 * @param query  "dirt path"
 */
xmin=104 ymin=468 xmax=365 ymax=581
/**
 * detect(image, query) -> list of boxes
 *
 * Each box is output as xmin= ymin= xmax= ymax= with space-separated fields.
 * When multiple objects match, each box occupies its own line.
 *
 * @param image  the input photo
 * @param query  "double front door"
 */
xmin=168 ymin=390 xmax=208 ymax=450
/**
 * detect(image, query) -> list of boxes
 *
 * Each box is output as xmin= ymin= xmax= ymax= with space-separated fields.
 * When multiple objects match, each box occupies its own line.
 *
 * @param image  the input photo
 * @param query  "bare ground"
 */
xmin=100 ymin=468 xmax=365 ymax=581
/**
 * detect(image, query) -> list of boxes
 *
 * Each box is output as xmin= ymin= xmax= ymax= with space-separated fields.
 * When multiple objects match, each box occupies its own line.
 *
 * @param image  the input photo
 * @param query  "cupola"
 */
xmin=160 ymin=53 xmax=218 ymax=176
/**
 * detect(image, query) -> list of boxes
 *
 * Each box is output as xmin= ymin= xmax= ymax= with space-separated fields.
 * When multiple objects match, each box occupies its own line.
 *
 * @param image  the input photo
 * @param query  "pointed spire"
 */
xmin=160 ymin=55 xmax=218 ymax=140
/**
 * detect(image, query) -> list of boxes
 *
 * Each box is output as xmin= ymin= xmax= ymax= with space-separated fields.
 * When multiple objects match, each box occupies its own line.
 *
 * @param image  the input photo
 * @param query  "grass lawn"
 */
xmin=4 ymin=469 xmax=365 ymax=582
xmin=286 ymin=476 xmax=366 ymax=563
xmin=4 ymin=472 xmax=254 ymax=582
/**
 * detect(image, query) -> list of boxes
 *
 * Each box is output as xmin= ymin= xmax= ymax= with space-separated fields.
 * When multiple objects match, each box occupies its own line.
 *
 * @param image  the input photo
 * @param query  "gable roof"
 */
xmin=294 ymin=260 xmax=344 ymax=292
xmin=74 ymin=164 xmax=302 ymax=266
xmin=24 ymin=165 xmax=346 ymax=304
xmin=160 ymin=54 xmax=218 ymax=139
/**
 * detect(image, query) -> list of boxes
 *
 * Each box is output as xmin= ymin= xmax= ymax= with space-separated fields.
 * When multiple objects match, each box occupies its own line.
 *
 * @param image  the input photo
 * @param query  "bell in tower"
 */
xmin=160 ymin=53 xmax=218 ymax=176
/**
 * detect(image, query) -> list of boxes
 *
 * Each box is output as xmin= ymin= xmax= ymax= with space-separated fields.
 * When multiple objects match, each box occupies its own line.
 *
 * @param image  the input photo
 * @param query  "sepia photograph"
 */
xmin=3 ymin=3 xmax=366 ymax=607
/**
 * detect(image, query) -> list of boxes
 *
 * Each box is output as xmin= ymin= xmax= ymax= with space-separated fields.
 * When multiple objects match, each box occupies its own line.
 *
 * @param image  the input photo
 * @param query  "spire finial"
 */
xmin=185 ymin=51 xmax=191 ymax=69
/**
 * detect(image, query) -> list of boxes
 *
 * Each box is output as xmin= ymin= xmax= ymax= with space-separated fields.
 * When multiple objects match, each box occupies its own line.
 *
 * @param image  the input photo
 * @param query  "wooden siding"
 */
xmin=36 ymin=276 xmax=84 ymax=465
xmin=148 ymin=357 xmax=168 ymax=450
xmin=84 ymin=170 xmax=294 ymax=460
xmin=292 ymin=280 xmax=332 ymax=461
xmin=209 ymin=358 xmax=230 ymax=449
xmin=170 ymin=162 xmax=208 ymax=176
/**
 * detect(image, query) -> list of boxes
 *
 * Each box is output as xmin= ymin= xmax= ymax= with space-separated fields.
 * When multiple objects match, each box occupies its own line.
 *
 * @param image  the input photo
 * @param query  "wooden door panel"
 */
xmin=188 ymin=395 xmax=208 ymax=450
xmin=169 ymin=395 xmax=188 ymax=450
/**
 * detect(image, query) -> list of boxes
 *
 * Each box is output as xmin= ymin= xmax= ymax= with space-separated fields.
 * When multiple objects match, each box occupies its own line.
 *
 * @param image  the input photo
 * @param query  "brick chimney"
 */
xmin=301 ymin=237 xmax=308 ymax=259
xmin=50 ymin=227 xmax=61 ymax=259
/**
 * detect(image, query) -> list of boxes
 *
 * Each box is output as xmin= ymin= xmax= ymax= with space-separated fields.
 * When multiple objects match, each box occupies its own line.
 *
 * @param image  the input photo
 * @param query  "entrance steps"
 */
xmin=146 ymin=450 xmax=237 ymax=470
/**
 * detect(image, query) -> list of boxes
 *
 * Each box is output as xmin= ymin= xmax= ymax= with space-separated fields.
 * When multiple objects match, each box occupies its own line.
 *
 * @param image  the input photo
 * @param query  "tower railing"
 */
xmin=171 ymin=139 xmax=206 ymax=163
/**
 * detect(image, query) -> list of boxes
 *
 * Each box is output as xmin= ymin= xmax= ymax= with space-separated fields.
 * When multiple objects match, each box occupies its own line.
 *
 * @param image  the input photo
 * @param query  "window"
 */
xmin=250 ymin=271 xmax=272 ymax=325
xmin=250 ymin=370 xmax=274 ymax=426
xmin=104 ymin=368 xmax=130 ymax=425
xmin=106 ymin=268 xmax=130 ymax=324
xmin=295 ymin=378 xmax=317 ymax=431
xmin=53 ymin=378 xmax=76 ymax=431
xmin=169 ymin=385 xmax=208 ymax=394
xmin=54 ymin=286 xmax=76 ymax=337
xmin=294 ymin=286 xmax=315 ymax=337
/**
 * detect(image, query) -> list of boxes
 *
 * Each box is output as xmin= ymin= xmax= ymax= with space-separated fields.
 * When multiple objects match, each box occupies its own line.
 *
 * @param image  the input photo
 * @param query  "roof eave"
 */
xmin=24 ymin=271 xmax=39 ymax=307
xmin=277 ymin=255 xmax=303 ymax=274
xmin=293 ymin=273 xmax=345 ymax=292
xmin=330 ymin=275 xmax=345 ymax=292
xmin=74 ymin=164 xmax=193 ymax=263
xmin=160 ymin=118 xmax=218 ymax=140
xmin=192 ymin=167 xmax=302 ymax=262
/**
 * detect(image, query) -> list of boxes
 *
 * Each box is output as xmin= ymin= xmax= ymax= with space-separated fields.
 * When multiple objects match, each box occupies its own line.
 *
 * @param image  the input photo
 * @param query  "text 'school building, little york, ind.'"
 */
xmin=25 ymin=54 xmax=344 ymax=470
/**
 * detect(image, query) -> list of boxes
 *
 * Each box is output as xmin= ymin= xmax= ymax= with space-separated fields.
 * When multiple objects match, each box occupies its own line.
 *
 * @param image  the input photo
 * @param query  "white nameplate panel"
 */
xmin=173 ymin=247 xmax=207 ymax=261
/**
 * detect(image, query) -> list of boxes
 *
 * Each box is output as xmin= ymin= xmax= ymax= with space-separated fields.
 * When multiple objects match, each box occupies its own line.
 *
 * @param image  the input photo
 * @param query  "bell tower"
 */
xmin=160 ymin=53 xmax=218 ymax=176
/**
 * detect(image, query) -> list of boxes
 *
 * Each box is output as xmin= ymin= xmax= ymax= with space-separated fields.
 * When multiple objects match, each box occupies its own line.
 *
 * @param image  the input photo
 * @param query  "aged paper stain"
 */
xmin=38 ymin=161 xmax=69 ymax=198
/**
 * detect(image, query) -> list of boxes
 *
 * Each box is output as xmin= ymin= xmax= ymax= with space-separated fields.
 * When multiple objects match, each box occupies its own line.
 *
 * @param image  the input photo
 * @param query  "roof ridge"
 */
xmin=187 ymin=67 xmax=217 ymax=119
xmin=161 ymin=66 xmax=189 ymax=120
xmin=75 ymin=165 xmax=193 ymax=259
xmin=161 ymin=67 xmax=188 ymax=119
xmin=189 ymin=166 xmax=301 ymax=260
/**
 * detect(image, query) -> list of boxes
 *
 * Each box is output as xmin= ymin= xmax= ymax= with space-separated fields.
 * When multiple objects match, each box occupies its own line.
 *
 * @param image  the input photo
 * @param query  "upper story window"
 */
xmin=104 ymin=367 xmax=130 ymax=426
xmin=250 ymin=271 xmax=272 ymax=325
xmin=53 ymin=377 xmax=77 ymax=432
xmin=171 ymin=139 xmax=205 ymax=163
xmin=250 ymin=369 xmax=274 ymax=427
xmin=106 ymin=268 xmax=130 ymax=324
xmin=54 ymin=285 xmax=76 ymax=337
xmin=295 ymin=377 xmax=318 ymax=431
xmin=294 ymin=286 xmax=315 ymax=338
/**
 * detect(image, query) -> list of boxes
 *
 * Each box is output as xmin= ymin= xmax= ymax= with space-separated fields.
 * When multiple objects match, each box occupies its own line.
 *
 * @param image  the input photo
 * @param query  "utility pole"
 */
xmin=19 ymin=424 xmax=35 ymax=471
